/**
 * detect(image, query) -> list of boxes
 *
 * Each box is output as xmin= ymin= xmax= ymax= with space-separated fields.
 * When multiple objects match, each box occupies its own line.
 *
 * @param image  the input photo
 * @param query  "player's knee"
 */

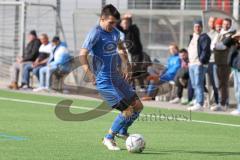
xmin=122 ymin=106 xmax=134 ymax=118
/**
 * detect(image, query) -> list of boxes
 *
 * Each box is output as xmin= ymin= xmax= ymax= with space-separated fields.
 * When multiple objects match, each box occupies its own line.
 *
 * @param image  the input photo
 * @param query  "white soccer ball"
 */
xmin=126 ymin=134 xmax=145 ymax=153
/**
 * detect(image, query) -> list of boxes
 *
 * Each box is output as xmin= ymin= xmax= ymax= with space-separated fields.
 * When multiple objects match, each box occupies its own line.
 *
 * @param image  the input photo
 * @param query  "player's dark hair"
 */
xmin=224 ymin=18 xmax=232 ymax=26
xmin=179 ymin=48 xmax=188 ymax=54
xmin=101 ymin=4 xmax=120 ymax=20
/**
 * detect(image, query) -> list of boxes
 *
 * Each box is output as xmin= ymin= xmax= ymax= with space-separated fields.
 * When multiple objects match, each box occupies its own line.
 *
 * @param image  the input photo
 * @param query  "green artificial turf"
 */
xmin=0 ymin=89 xmax=239 ymax=160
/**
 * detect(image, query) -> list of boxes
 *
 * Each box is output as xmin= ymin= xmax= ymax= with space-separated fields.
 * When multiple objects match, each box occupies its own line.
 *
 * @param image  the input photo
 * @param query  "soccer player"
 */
xmin=80 ymin=4 xmax=143 ymax=151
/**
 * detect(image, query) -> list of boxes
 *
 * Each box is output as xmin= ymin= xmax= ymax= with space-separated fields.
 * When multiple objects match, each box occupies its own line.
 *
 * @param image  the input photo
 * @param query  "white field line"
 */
xmin=0 ymin=97 xmax=240 ymax=128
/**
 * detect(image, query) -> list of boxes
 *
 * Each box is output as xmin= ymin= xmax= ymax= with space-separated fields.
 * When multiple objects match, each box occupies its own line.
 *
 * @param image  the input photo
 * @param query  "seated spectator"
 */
xmin=8 ymin=30 xmax=41 ymax=89
xmin=142 ymin=43 xmax=181 ymax=100
xmin=20 ymin=33 xmax=52 ymax=88
xmin=147 ymin=59 xmax=162 ymax=78
xmin=169 ymin=49 xmax=194 ymax=104
xmin=33 ymin=36 xmax=71 ymax=92
xmin=136 ymin=52 xmax=152 ymax=91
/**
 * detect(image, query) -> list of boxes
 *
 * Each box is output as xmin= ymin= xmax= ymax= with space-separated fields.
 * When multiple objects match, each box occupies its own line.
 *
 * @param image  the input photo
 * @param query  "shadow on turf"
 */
xmin=120 ymin=148 xmax=168 ymax=155
xmin=159 ymin=149 xmax=240 ymax=156
xmin=127 ymin=147 xmax=240 ymax=156
xmin=141 ymin=151 xmax=168 ymax=155
xmin=120 ymin=148 xmax=240 ymax=156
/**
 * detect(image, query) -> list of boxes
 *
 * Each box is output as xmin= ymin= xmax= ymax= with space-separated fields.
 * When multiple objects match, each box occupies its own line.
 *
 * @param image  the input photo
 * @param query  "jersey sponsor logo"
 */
xmin=103 ymin=41 xmax=117 ymax=53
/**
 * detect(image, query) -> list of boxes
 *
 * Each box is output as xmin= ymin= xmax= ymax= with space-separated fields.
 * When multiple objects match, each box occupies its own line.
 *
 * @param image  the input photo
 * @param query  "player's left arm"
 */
xmin=118 ymin=41 xmax=132 ymax=81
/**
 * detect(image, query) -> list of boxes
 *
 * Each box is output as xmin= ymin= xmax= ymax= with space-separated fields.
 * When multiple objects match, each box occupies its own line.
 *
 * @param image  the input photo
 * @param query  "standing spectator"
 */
xmin=230 ymin=32 xmax=240 ymax=115
xmin=187 ymin=20 xmax=211 ymax=111
xmin=222 ymin=30 xmax=240 ymax=115
xmin=119 ymin=13 xmax=145 ymax=90
xmin=207 ymin=16 xmax=216 ymax=36
xmin=8 ymin=30 xmax=41 ymax=89
xmin=211 ymin=18 xmax=235 ymax=110
xmin=20 ymin=33 xmax=52 ymax=88
xmin=207 ymin=17 xmax=221 ymax=109
xmin=142 ymin=43 xmax=181 ymax=100
xmin=33 ymin=36 xmax=70 ymax=92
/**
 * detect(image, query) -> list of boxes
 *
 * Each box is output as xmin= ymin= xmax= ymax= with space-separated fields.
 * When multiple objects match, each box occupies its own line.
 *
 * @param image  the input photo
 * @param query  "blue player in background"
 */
xmin=80 ymin=4 xmax=143 ymax=151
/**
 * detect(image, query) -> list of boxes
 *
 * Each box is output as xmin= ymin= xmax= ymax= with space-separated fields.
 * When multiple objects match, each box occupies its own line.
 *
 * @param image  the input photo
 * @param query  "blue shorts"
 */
xmin=96 ymin=76 xmax=137 ymax=109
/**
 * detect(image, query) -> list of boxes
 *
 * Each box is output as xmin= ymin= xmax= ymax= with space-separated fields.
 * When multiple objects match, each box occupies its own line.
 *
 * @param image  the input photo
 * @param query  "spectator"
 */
xmin=119 ymin=13 xmax=145 ymax=90
xmin=208 ymin=16 xmax=216 ymax=35
xmin=33 ymin=36 xmax=70 ymax=92
xmin=20 ymin=33 xmax=52 ymax=88
xmin=187 ymin=20 xmax=211 ymax=111
xmin=8 ymin=30 xmax=41 ymax=89
xmin=222 ymin=29 xmax=240 ymax=115
xmin=169 ymin=48 xmax=194 ymax=104
xmin=146 ymin=59 xmax=162 ymax=79
xmin=142 ymin=43 xmax=181 ymax=100
xmin=207 ymin=17 xmax=222 ymax=109
xmin=211 ymin=18 xmax=236 ymax=110
xmin=145 ymin=59 xmax=163 ymax=91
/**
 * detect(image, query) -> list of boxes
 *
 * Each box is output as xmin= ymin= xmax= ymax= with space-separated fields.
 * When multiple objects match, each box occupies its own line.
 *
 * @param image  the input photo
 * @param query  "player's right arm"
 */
xmin=79 ymin=49 xmax=96 ymax=85
xmin=79 ymin=28 xmax=99 ymax=85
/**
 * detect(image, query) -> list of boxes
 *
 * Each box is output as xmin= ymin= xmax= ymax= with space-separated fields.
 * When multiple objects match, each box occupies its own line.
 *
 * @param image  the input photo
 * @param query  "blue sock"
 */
xmin=119 ymin=112 xmax=140 ymax=135
xmin=105 ymin=113 xmax=127 ymax=139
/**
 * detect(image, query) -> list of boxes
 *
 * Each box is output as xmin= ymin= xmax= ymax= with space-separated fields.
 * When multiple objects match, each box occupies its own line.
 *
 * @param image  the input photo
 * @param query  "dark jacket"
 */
xmin=223 ymin=37 xmax=240 ymax=70
xmin=228 ymin=46 xmax=240 ymax=70
xmin=122 ymin=24 xmax=143 ymax=61
xmin=22 ymin=38 xmax=41 ymax=62
xmin=189 ymin=33 xmax=211 ymax=64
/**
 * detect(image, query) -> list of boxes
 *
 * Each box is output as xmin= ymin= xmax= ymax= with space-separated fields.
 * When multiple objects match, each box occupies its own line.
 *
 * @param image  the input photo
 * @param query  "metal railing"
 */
xmin=128 ymin=0 xmax=235 ymax=11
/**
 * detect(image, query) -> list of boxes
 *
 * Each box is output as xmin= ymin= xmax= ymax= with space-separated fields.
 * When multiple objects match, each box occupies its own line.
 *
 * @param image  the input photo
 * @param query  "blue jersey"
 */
xmin=160 ymin=54 xmax=181 ymax=82
xmin=82 ymin=25 xmax=121 ymax=80
xmin=82 ymin=25 xmax=135 ymax=107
